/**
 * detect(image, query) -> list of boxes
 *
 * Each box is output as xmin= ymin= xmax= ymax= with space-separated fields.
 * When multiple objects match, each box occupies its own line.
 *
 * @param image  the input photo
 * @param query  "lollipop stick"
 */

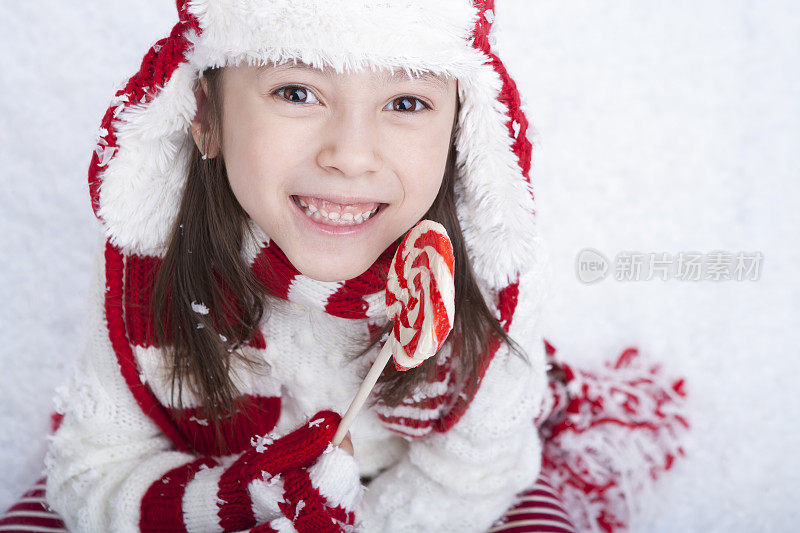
xmin=332 ymin=340 xmax=394 ymax=447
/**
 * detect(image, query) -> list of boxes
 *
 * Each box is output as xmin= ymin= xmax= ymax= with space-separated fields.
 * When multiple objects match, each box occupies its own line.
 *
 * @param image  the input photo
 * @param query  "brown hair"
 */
xmin=148 ymin=66 xmax=530 ymax=454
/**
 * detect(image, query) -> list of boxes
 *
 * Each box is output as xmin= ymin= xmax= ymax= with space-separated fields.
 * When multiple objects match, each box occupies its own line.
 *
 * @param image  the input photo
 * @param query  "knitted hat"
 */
xmin=90 ymin=0 xmax=544 ymax=293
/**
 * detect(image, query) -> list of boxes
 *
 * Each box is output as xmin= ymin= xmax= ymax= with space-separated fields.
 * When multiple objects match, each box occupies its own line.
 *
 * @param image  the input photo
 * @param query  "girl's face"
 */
xmin=192 ymin=62 xmax=458 ymax=282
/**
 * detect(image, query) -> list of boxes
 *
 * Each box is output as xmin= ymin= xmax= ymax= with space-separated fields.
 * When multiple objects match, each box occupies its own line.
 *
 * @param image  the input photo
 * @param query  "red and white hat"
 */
xmin=90 ymin=0 xmax=545 ymax=293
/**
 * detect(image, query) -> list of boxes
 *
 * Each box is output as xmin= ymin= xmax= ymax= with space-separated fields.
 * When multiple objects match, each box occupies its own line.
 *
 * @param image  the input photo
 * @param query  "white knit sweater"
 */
xmin=44 ymin=228 xmax=549 ymax=532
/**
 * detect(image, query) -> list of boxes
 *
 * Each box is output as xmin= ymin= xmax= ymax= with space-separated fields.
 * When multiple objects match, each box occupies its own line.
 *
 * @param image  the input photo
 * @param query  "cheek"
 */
xmin=396 ymin=158 xmax=446 ymax=225
xmin=222 ymin=113 xmax=294 ymax=206
xmin=399 ymin=134 xmax=451 ymax=204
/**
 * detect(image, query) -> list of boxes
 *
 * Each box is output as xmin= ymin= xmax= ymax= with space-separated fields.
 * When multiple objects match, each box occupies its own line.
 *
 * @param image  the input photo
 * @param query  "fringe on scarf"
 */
xmin=535 ymin=340 xmax=690 ymax=533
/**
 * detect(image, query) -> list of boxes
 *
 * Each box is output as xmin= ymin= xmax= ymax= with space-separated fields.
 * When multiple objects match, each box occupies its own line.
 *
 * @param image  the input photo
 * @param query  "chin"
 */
xmin=293 ymin=256 xmax=374 ymax=283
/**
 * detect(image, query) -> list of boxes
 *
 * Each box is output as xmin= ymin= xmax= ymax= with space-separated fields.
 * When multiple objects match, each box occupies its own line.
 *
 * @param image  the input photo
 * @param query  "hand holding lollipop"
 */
xmin=332 ymin=220 xmax=456 ymax=447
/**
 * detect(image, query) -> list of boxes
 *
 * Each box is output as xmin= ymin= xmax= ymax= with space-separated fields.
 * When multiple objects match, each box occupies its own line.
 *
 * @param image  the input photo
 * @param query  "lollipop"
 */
xmin=332 ymin=220 xmax=455 ymax=447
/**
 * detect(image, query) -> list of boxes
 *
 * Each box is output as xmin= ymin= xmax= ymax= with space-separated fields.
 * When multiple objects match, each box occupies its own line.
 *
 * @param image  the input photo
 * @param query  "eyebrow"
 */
xmin=258 ymin=61 xmax=449 ymax=90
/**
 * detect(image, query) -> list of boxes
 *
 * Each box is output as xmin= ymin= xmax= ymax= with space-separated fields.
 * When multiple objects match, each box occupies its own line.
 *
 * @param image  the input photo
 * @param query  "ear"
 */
xmin=189 ymin=75 xmax=221 ymax=159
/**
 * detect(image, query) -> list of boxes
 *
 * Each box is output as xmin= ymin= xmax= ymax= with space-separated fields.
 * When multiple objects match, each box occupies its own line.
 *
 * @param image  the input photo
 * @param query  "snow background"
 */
xmin=1 ymin=1 xmax=797 ymax=530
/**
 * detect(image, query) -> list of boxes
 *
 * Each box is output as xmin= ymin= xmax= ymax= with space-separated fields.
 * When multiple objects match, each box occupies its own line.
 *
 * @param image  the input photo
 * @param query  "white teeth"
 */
xmin=295 ymin=196 xmax=380 ymax=226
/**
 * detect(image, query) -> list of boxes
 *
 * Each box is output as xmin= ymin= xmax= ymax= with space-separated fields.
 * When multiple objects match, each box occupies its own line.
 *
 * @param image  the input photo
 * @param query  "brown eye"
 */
xmin=389 ymin=96 xmax=430 ymax=113
xmin=274 ymin=85 xmax=320 ymax=105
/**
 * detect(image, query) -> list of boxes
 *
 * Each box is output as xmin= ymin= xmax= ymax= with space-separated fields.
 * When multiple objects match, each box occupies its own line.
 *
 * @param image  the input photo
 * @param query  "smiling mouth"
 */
xmin=291 ymin=195 xmax=388 ymax=227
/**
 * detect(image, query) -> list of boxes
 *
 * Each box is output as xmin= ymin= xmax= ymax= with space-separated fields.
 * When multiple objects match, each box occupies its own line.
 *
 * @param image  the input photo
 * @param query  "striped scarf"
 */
xmin=253 ymin=235 xmax=401 ymax=321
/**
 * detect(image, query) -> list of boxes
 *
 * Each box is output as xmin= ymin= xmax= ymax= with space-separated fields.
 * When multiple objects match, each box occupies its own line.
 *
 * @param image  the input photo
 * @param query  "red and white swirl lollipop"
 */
xmin=385 ymin=220 xmax=456 ymax=370
xmin=332 ymin=220 xmax=455 ymax=446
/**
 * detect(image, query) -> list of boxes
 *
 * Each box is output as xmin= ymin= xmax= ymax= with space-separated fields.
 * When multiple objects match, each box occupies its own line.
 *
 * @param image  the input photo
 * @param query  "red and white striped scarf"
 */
xmin=116 ymin=220 xmax=519 ymax=451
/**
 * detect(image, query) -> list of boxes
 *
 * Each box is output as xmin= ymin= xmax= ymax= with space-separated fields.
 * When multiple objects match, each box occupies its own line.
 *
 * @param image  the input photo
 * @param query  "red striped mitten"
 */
xmin=141 ymin=409 xmax=354 ymax=532
xmin=247 ymin=413 xmax=364 ymax=533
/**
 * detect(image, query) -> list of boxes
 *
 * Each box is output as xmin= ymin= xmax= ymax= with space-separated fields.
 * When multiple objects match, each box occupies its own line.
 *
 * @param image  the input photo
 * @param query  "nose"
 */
xmin=316 ymin=109 xmax=383 ymax=178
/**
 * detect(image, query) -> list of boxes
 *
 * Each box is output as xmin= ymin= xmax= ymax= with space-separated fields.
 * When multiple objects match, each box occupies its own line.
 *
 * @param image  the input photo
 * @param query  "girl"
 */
xmin=0 ymin=1 xmax=690 ymax=532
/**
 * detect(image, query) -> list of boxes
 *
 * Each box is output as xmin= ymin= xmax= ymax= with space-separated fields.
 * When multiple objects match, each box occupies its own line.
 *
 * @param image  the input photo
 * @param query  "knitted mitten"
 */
xmin=140 ymin=409 xmax=361 ymax=532
xmin=246 ymin=412 xmax=363 ymax=533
